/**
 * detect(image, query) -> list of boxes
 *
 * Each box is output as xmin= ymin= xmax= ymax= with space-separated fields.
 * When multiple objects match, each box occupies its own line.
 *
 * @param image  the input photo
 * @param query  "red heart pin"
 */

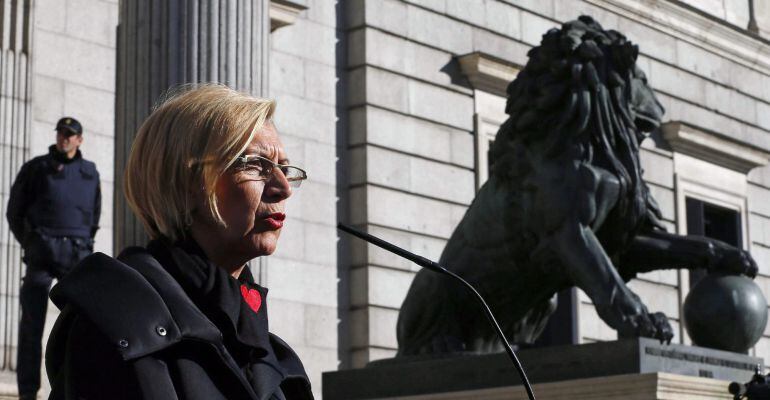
xmin=240 ymin=285 xmax=262 ymax=313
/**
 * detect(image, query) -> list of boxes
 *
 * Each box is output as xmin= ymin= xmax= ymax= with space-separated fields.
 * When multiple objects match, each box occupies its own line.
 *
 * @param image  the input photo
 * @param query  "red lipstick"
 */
xmin=263 ymin=212 xmax=286 ymax=229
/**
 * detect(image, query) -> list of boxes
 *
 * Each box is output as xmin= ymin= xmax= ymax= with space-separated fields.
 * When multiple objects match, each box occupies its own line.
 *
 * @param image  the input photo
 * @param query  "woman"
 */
xmin=45 ymin=84 xmax=313 ymax=400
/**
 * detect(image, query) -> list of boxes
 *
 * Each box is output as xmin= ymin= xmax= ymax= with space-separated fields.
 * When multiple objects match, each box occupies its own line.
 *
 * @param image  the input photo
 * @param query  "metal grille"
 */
xmin=0 ymin=0 xmax=31 ymax=372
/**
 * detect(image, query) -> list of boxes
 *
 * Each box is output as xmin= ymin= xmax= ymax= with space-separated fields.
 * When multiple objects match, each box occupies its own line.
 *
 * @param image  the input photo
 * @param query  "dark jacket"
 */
xmin=45 ymin=248 xmax=314 ymax=400
xmin=6 ymin=145 xmax=101 ymax=242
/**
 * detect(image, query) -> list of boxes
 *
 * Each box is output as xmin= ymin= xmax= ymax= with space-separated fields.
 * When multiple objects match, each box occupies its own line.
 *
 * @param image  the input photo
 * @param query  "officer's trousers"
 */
xmin=17 ymin=235 xmax=91 ymax=398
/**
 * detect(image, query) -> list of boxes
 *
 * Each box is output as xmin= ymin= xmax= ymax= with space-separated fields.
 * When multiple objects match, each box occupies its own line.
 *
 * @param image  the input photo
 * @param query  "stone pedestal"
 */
xmin=323 ymin=338 xmax=762 ymax=400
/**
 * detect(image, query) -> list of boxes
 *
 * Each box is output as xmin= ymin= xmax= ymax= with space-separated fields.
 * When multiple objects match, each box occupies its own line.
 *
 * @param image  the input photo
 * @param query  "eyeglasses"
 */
xmin=233 ymin=155 xmax=307 ymax=187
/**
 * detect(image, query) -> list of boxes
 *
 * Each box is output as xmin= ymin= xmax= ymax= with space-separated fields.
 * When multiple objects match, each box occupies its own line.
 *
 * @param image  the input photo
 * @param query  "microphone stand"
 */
xmin=338 ymin=223 xmax=537 ymax=400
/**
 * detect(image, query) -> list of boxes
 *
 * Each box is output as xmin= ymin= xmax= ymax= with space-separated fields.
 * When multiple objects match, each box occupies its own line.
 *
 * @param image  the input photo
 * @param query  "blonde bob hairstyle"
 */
xmin=124 ymin=84 xmax=276 ymax=241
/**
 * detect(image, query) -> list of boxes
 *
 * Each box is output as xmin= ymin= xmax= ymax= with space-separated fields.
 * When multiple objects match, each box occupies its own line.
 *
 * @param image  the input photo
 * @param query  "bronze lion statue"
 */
xmin=397 ymin=16 xmax=758 ymax=355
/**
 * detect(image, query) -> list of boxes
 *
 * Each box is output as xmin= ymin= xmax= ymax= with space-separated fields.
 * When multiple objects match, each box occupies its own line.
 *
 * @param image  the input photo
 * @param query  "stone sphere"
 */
xmin=683 ymin=273 xmax=768 ymax=353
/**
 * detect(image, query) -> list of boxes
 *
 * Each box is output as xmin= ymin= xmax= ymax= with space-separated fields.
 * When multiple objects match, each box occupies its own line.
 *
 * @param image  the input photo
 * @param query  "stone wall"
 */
xmin=2 ymin=0 xmax=119 ymax=396
xmin=30 ymin=0 xmax=118 ymax=256
xmin=268 ymin=1 xmax=340 ymax=396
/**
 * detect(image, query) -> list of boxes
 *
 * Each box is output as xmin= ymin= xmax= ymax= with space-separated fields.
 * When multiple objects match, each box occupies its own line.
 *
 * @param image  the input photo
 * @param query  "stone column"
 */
xmin=114 ymin=0 xmax=270 ymax=250
xmin=0 ymin=0 xmax=32 ymax=375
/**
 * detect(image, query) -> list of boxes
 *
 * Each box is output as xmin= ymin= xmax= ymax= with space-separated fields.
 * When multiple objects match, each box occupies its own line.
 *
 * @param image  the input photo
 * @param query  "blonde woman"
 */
xmin=45 ymin=85 xmax=312 ymax=400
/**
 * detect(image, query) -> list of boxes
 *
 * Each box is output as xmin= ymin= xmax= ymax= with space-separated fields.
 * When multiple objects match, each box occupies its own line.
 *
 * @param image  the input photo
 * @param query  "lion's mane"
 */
xmin=492 ymin=16 xmax=658 ymax=242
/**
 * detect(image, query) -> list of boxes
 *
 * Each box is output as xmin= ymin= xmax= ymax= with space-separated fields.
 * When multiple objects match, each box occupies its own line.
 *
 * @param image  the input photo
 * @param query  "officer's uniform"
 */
xmin=5 ymin=117 xmax=101 ymax=399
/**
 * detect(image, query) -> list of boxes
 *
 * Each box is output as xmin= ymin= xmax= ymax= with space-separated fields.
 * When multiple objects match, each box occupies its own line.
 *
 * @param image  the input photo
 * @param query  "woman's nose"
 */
xmin=264 ymin=168 xmax=292 ymax=200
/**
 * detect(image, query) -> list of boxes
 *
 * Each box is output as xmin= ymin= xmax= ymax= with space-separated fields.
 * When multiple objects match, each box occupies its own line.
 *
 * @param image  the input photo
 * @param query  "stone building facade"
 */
xmin=0 ymin=0 xmax=768 ymax=398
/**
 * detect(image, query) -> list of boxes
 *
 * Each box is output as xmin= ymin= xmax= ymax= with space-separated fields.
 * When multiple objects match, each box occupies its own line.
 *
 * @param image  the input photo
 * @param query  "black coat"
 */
xmin=46 ymin=248 xmax=314 ymax=400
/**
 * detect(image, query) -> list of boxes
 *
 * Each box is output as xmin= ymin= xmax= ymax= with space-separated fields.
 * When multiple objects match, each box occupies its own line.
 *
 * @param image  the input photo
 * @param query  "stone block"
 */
xmin=346 ymin=67 xmax=366 ymax=107
xmin=304 ymin=61 xmax=336 ymax=106
xmin=303 ymin=141 xmax=335 ymax=185
xmin=368 ymin=306 xmax=399 ymax=349
xmin=353 ymin=106 xmax=475 ymax=169
xmin=408 ymin=0 xmax=446 ymax=13
xmin=471 ymin=28 xmax=529 ymax=67
xmin=704 ymin=82 xmax=757 ymax=125
xmin=272 ymin=218 xmax=305 ymax=261
xmin=754 ymin=335 xmax=770 ymax=361
xmin=304 ymin=222 xmax=337 ymax=266
xmin=306 ymin=0 xmax=337 ymax=28
xmin=32 ymin=75 xmax=64 ymax=125
xmin=356 ymin=185 xmax=467 ymax=239
xmin=579 ymin=301 xmax=617 ymax=342
xmin=725 ymin=0 xmax=751 ymax=28
xmin=66 ymin=0 xmax=118 ymax=47
xmin=34 ymin=31 xmax=116 ymax=92
xmin=640 ymin=148 xmax=674 ymax=189
xmin=554 ymin=1 xmax=621 ymax=31
xmin=649 ymin=60 xmax=706 ymax=103
xmin=520 ymin=10 xmax=558 ymax=46
xmin=64 ymin=83 xmax=115 ymax=137
xmin=362 ymin=0 xmax=409 ymax=37
xmin=750 ymin=244 xmax=770 ymax=277
xmin=627 ymin=279 xmax=680 ymax=318
xmin=446 ymin=0 xmax=485 ymax=27
xmin=363 ymin=67 xmax=474 ymax=131
xmin=271 ymin=18 xmax=336 ymax=66
xmin=270 ymin=51 xmax=305 ymax=98
xmin=675 ymin=40 xmax=731 ymax=83
xmin=406 ymin=4 xmax=473 ymax=54
xmin=756 ymin=101 xmax=770 ymax=132
xmin=266 ymin=258 xmax=337 ymax=307
xmin=291 ymin=345 xmax=337 ymax=398
xmin=297 ymin=181 xmax=337 ymax=224
xmin=484 ymin=0 xmax=521 ymax=39
xmin=647 ymin=183 xmax=675 ymax=222
xmin=97 ymin=180 xmax=114 ymax=229
xmin=624 ymin=21 xmax=678 ymax=65
xmin=266 ymin=298 xmax=307 ymax=346
xmin=637 ymin=269 xmax=679 ymax=287
xmin=349 ymin=306 xmax=398 ymax=349
xmin=450 ymin=129 xmax=474 ymax=169
xmin=365 ymin=265 xmax=415 ymax=309
xmin=345 ymin=0 xmax=365 ymax=29
xmin=30 ymin=120 xmax=54 ymax=155
xmin=749 ymin=184 xmax=770 ymax=217
xmin=363 ymin=145 xmax=474 ymax=205
xmin=93 ymin=225 xmax=113 ymax=256
xmin=750 ymin=213 xmax=770 ymax=247
xmin=362 ymin=28 xmax=461 ymax=91
xmin=749 ymin=165 xmax=770 ymax=188
xmin=272 ymin=93 xmax=336 ymax=144
xmin=500 ymin=0 xmax=554 ymax=19
xmin=305 ymin=304 xmax=338 ymax=349
xmin=407 ymin=76 xmax=474 ymax=131
xmin=348 ymin=186 xmax=367 ymax=227
xmin=733 ymin=65 xmax=768 ymax=102
xmin=360 ymin=67 xmax=409 ymax=113
xmin=79 ymin=132 xmax=115 ymax=184
xmin=34 ymin=0 xmax=66 ymax=33
xmin=350 ymin=224 xmax=447 ymax=271
xmin=349 ymin=267 xmax=368 ymax=307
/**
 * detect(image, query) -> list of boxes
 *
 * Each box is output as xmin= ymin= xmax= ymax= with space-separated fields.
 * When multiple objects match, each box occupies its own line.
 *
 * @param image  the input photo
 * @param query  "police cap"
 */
xmin=55 ymin=117 xmax=82 ymax=136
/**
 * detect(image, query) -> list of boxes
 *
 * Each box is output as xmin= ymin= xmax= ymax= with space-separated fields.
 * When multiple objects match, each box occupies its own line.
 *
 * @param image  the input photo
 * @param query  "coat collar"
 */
xmin=50 ymin=249 xmax=313 ymax=399
xmin=50 ymin=251 xmax=221 ymax=360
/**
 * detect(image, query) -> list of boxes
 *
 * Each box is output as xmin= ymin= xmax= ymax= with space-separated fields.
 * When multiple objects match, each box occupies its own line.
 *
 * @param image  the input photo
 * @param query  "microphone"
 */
xmin=337 ymin=223 xmax=537 ymax=400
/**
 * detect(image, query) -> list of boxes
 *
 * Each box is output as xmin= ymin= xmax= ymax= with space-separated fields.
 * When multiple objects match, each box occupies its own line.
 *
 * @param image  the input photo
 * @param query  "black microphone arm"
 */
xmin=337 ymin=223 xmax=537 ymax=400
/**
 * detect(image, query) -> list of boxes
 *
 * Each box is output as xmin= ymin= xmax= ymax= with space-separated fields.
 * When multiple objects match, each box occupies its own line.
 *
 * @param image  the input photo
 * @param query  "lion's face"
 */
xmin=629 ymin=66 xmax=664 ymax=134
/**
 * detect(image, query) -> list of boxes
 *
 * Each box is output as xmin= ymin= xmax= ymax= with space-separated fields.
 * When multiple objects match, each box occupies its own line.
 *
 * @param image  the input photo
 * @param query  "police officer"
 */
xmin=6 ymin=117 xmax=101 ymax=400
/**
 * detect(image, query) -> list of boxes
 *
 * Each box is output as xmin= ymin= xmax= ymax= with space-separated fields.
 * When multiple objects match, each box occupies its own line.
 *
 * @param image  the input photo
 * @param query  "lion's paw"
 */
xmin=714 ymin=247 xmax=758 ymax=279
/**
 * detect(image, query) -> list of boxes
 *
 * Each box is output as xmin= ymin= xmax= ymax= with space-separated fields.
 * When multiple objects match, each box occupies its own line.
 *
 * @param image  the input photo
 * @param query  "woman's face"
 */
xmin=195 ymin=122 xmax=293 ymax=265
